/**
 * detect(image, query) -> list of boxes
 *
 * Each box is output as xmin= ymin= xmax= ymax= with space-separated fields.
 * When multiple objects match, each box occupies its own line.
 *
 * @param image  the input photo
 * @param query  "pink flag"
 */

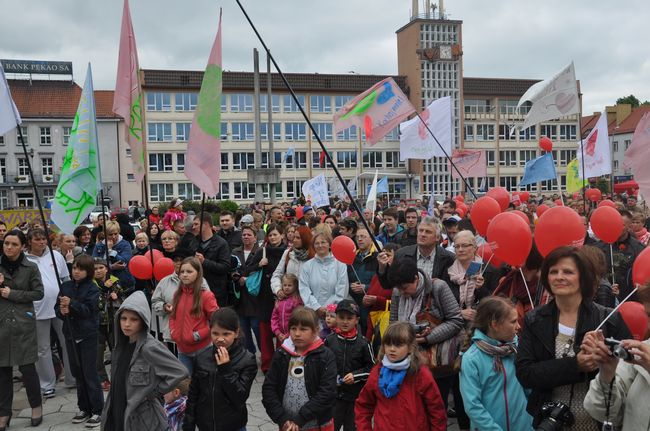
xmin=113 ymin=0 xmax=145 ymax=182
xmin=449 ymin=150 xmax=487 ymax=180
xmin=624 ymin=112 xmax=650 ymax=198
xmin=185 ymin=9 xmax=222 ymax=198
xmin=333 ymin=77 xmax=415 ymax=146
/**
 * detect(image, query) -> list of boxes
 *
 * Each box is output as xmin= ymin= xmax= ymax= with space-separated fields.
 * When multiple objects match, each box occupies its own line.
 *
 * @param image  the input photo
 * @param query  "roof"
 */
xmin=463 ymin=77 xmax=540 ymax=97
xmin=142 ymin=69 xmax=409 ymax=94
xmin=7 ymin=79 xmax=118 ymax=119
xmin=613 ymin=106 xmax=650 ymax=135
xmin=581 ymin=112 xmax=626 ymax=136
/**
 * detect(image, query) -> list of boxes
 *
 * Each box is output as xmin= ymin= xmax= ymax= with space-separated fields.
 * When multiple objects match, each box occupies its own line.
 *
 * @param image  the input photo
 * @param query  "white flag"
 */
xmin=301 ymin=174 xmax=329 ymax=208
xmin=399 ymin=96 xmax=452 ymax=160
xmin=347 ymin=175 xmax=358 ymax=198
xmin=366 ymin=170 xmax=379 ymax=213
xmin=328 ymin=176 xmax=346 ymax=199
xmin=0 ymin=63 xmax=21 ymax=136
xmin=517 ymin=62 xmax=579 ymax=131
xmin=577 ymin=111 xmax=611 ymax=178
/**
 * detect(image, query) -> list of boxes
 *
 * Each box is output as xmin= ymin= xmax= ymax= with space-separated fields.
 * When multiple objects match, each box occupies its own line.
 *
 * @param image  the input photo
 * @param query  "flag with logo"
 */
xmin=623 ymin=112 xmax=650 ymax=199
xmin=449 ymin=150 xmax=487 ymax=180
xmin=577 ymin=111 xmax=611 ymax=178
xmin=516 ymin=62 xmax=580 ymax=131
xmin=566 ymin=158 xmax=588 ymax=193
xmin=113 ymin=0 xmax=145 ymax=182
xmin=301 ymin=174 xmax=329 ymax=208
xmin=52 ymin=64 xmax=101 ymax=234
xmin=334 ymin=77 xmax=415 ymax=146
xmin=519 ymin=153 xmax=557 ymax=186
xmin=0 ymin=63 xmax=21 ymax=136
xmin=399 ymin=96 xmax=452 ymax=160
xmin=184 ymin=9 xmax=223 ymax=197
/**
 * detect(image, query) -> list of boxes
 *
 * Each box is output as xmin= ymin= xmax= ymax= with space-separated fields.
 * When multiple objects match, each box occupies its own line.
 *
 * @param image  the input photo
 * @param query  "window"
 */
xmin=17 ymin=157 xmax=29 ymax=176
xmin=335 ymin=95 xmax=353 ymax=111
xmin=336 ymin=151 xmax=357 ymax=168
xmin=41 ymin=157 xmax=53 ymax=176
xmin=498 ymin=100 xmax=519 ymax=115
xmin=0 ymin=135 xmax=3 ymax=145
xmin=232 ymin=152 xmax=255 ymax=170
xmin=261 ymin=152 xmax=270 ymax=168
xmin=259 ymin=94 xmax=280 ymax=113
xmin=63 ymin=126 xmax=71 ymax=145
xmin=613 ymin=141 xmax=619 ymax=152
xmin=219 ymin=183 xmax=230 ymax=199
xmin=559 ymin=124 xmax=577 ymax=141
xmin=178 ymin=183 xmax=201 ymax=201
xmin=559 ymin=149 xmax=577 ymax=166
xmin=285 ymin=123 xmax=306 ymax=141
xmin=274 ymin=151 xmax=282 ymax=167
xmin=476 ymin=124 xmax=495 ymax=141
xmin=540 ymin=124 xmax=557 ymax=140
xmin=148 ymin=153 xmax=173 ymax=172
xmin=127 ymin=173 xmax=135 ymax=182
xmin=519 ymin=150 xmax=537 ymax=167
xmin=150 ymin=183 xmax=174 ymax=202
xmin=363 ymin=151 xmax=383 ymax=168
xmin=499 ymin=176 xmax=518 ymax=190
xmin=175 ymin=93 xmax=197 ymax=111
xmin=176 ymin=123 xmax=191 ymax=142
xmin=147 ymin=123 xmax=172 ymax=142
xmin=283 ymin=95 xmax=305 ymax=112
xmin=486 ymin=150 xmax=495 ymax=167
xmin=146 ymin=92 xmax=171 ymax=111
xmin=230 ymin=94 xmax=253 ymax=112
xmin=385 ymin=151 xmax=405 ymax=168
xmin=312 ymin=123 xmax=333 ymax=141
xmin=287 ymin=180 xmax=306 ymax=198
xmin=41 ymin=188 xmax=55 ymax=202
xmin=519 ymin=126 xmax=536 ymax=141
xmin=337 ymin=125 xmax=358 ymax=141
xmin=312 ymin=151 xmax=325 ymax=168
xmin=624 ymin=139 xmax=631 ymax=150
xmin=292 ymin=151 xmax=307 ymax=169
xmin=388 ymin=179 xmax=407 ymax=197
xmin=220 ymin=153 xmax=229 ymax=171
xmin=499 ymin=150 xmax=517 ymax=167
xmin=464 ymin=124 xmax=474 ymax=141
xmin=40 ymin=127 xmax=51 ymax=145
xmin=310 ymin=95 xmax=331 ymax=113
xmin=17 ymin=127 xmax=28 ymax=144
xmin=540 ymin=178 xmax=558 ymax=192
xmin=220 ymin=123 xmax=227 ymax=140
xmin=176 ymin=154 xmax=185 ymax=172
xmin=613 ymin=160 xmax=619 ymax=171
xmin=231 ymin=122 xmax=254 ymax=141
xmin=233 ymin=181 xmax=255 ymax=199
xmin=275 ymin=182 xmax=283 ymax=199
xmin=498 ymin=124 xmax=516 ymax=140
xmin=0 ymin=158 xmax=6 ymax=181
xmin=125 ymin=148 xmax=131 ymax=157
xmin=0 ymin=190 xmax=7 ymax=209
xmin=464 ymin=99 xmax=491 ymax=114
xmin=221 ymin=94 xmax=227 ymax=112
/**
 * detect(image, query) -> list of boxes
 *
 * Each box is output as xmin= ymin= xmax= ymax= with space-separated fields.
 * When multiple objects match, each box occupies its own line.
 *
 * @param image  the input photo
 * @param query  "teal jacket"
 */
xmin=460 ymin=329 xmax=533 ymax=431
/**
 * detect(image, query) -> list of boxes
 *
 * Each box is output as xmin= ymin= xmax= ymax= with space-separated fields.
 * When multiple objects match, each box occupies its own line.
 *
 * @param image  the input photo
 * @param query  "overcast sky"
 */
xmin=1 ymin=0 xmax=648 ymax=113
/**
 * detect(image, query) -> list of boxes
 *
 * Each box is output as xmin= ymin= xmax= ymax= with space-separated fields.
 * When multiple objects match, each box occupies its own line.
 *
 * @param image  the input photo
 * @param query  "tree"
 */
xmin=617 ymin=95 xmax=641 ymax=108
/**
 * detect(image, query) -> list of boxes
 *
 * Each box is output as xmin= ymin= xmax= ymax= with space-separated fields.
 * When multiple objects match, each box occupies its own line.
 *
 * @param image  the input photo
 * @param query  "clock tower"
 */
xmin=397 ymin=0 xmax=464 ymax=198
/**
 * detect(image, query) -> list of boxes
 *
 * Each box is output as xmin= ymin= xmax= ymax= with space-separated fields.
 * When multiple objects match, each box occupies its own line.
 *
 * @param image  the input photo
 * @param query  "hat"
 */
xmin=302 ymin=205 xmax=313 ymax=214
xmin=325 ymin=303 xmax=338 ymax=314
xmin=442 ymin=215 xmax=462 ymax=225
xmin=285 ymin=208 xmax=296 ymax=218
xmin=171 ymin=198 xmax=183 ymax=208
xmin=336 ymin=299 xmax=360 ymax=316
xmin=240 ymin=214 xmax=254 ymax=224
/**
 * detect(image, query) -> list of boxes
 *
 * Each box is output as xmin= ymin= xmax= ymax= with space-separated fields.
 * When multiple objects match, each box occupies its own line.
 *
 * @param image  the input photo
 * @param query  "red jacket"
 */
xmin=169 ymin=285 xmax=218 ymax=353
xmin=355 ymin=364 xmax=446 ymax=431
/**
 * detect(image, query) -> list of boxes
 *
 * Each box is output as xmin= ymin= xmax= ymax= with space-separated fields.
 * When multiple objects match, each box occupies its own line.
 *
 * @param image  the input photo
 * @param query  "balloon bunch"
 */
xmin=129 ymin=249 xmax=175 ymax=280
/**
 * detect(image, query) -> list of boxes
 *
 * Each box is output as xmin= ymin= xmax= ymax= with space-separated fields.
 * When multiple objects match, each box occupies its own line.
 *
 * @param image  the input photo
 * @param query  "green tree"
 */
xmin=616 ymin=95 xmax=641 ymax=108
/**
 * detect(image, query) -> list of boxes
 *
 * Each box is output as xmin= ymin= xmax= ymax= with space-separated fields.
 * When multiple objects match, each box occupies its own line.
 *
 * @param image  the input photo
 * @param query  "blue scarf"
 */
xmin=378 ymin=356 xmax=410 ymax=399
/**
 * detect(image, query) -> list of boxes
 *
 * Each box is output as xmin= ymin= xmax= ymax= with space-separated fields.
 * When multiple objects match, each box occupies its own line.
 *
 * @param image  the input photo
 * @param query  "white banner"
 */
xmin=399 ymin=96 xmax=452 ymax=160
xmin=301 ymin=174 xmax=329 ymax=208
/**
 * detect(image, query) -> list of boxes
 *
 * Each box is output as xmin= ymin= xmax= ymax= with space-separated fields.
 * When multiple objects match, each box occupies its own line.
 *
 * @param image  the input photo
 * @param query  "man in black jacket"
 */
xmin=218 ymin=211 xmax=242 ymax=252
xmin=399 ymin=207 xmax=419 ymax=247
xmin=193 ymin=213 xmax=232 ymax=307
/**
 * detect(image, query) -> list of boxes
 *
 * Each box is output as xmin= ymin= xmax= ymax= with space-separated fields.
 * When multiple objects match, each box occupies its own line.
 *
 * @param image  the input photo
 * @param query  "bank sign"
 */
xmin=1 ymin=59 xmax=73 ymax=75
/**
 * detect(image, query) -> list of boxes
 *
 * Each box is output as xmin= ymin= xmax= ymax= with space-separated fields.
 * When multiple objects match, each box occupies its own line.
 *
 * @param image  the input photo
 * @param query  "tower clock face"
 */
xmin=440 ymin=45 xmax=452 ymax=60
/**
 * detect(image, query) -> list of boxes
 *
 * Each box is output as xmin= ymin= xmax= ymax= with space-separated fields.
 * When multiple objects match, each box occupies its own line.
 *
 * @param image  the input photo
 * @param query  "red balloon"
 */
xmin=539 ymin=136 xmax=553 ymax=152
xmin=470 ymin=196 xmax=502 ymax=236
xmin=554 ymin=199 xmax=564 ymax=206
xmin=520 ymin=191 xmax=530 ymax=203
xmin=633 ymin=247 xmax=650 ymax=286
xmin=536 ymin=204 xmax=549 ymax=217
xmin=331 ymin=235 xmax=356 ymax=265
xmin=534 ymin=206 xmax=585 ymax=256
xmin=618 ymin=302 xmax=649 ymax=341
xmin=598 ymin=199 xmax=616 ymax=208
xmin=590 ymin=206 xmax=624 ymax=244
xmin=476 ymin=243 xmax=505 ymax=267
xmin=586 ymin=188 xmax=602 ymax=202
xmin=144 ymin=248 xmax=163 ymax=263
xmin=128 ymin=255 xmax=153 ymax=280
xmin=486 ymin=187 xmax=510 ymax=211
xmin=153 ymin=257 xmax=175 ymax=280
xmin=512 ymin=210 xmax=530 ymax=226
xmin=454 ymin=195 xmax=465 ymax=203
xmin=487 ymin=212 xmax=532 ymax=267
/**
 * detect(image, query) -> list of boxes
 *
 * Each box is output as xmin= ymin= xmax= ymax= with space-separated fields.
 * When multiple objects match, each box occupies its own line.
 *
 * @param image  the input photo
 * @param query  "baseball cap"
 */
xmin=442 ymin=215 xmax=462 ymax=225
xmin=336 ymin=299 xmax=360 ymax=316
xmin=240 ymin=214 xmax=254 ymax=224
xmin=302 ymin=205 xmax=313 ymax=214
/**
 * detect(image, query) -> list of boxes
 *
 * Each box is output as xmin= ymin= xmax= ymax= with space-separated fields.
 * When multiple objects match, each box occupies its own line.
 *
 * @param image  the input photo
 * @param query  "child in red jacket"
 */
xmin=355 ymin=322 xmax=446 ymax=431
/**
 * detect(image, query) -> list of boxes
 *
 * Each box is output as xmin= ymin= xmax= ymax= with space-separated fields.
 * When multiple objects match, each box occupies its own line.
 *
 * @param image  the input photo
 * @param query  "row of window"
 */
xmin=146 ymin=92 xmax=355 ymax=114
xmin=0 ymin=126 xmax=72 ymax=146
xmin=0 ymin=157 xmax=54 ymax=180
xmin=482 ymin=149 xmax=578 ymax=167
xmin=147 ymin=121 xmax=399 ymax=143
xmin=463 ymin=124 xmax=577 ymax=142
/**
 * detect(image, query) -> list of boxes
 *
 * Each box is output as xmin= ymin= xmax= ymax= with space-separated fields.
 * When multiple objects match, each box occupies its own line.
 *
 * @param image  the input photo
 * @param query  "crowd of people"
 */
xmin=0 ymin=191 xmax=650 ymax=431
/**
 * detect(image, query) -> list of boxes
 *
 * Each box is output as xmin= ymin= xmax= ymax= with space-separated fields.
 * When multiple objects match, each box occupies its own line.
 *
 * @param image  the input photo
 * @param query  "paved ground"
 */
xmin=10 ymin=365 xmax=460 ymax=430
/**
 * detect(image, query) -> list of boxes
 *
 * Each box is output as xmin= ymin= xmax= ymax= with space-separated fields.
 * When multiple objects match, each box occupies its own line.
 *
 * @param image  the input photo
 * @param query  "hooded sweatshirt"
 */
xmin=101 ymin=291 xmax=188 ymax=431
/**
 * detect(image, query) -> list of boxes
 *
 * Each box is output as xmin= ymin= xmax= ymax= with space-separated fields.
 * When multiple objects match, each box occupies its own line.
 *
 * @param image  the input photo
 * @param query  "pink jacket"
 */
xmin=162 ymin=208 xmax=186 ymax=231
xmin=270 ymin=295 xmax=303 ymax=338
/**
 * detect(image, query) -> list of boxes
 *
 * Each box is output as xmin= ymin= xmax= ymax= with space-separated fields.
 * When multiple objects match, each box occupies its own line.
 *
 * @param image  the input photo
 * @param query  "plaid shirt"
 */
xmin=416 ymin=247 xmax=436 ymax=279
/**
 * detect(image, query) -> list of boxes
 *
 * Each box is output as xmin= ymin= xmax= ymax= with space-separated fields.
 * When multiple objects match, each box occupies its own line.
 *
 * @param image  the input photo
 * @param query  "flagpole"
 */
xmin=414 ymin=112 xmax=478 ymax=199
xmin=578 ymin=92 xmax=588 ymax=212
xmin=236 ymin=0 xmax=381 ymax=251
xmin=199 ymin=192 xmax=206 ymax=235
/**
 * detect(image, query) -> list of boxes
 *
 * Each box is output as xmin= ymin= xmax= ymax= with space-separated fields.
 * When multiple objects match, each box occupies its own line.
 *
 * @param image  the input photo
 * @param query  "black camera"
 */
xmin=536 ymin=402 xmax=574 ymax=431
xmin=411 ymin=321 xmax=430 ymax=334
xmin=604 ymin=338 xmax=631 ymax=361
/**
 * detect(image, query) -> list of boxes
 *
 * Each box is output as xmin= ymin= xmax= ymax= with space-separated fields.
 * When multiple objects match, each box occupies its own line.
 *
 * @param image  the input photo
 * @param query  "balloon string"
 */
xmin=479 ymin=253 xmax=494 ymax=277
xmin=595 ymin=286 xmax=639 ymax=333
xmin=519 ymin=267 xmax=535 ymax=309
xmin=609 ymin=243 xmax=616 ymax=284
xmin=349 ymin=264 xmax=362 ymax=284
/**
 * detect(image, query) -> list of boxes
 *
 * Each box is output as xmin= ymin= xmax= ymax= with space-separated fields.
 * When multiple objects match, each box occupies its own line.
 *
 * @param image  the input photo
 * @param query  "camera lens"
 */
xmin=612 ymin=345 xmax=630 ymax=361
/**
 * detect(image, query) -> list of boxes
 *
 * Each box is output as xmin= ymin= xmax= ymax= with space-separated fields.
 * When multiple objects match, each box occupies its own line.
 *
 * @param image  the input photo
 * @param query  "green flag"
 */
xmin=566 ymin=158 xmax=588 ymax=193
xmin=51 ymin=64 xmax=101 ymax=234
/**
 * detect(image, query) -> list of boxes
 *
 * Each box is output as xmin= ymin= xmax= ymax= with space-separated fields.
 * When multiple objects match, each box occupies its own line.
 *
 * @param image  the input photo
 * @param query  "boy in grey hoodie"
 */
xmin=101 ymin=291 xmax=188 ymax=431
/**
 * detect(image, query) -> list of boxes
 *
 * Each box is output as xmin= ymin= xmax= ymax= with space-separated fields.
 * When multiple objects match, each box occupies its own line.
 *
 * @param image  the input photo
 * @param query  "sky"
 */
xmin=1 ymin=0 xmax=648 ymax=113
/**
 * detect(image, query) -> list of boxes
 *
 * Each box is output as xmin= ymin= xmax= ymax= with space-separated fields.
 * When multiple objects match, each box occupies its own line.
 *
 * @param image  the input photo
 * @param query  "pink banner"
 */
xmin=449 ymin=149 xmax=487 ymax=180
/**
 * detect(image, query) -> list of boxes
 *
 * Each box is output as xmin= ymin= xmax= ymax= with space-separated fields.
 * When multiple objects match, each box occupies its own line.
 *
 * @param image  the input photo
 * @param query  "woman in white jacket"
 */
xmin=270 ymin=226 xmax=313 ymax=299
xmin=298 ymin=231 xmax=349 ymax=318
xmin=583 ymin=284 xmax=650 ymax=431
